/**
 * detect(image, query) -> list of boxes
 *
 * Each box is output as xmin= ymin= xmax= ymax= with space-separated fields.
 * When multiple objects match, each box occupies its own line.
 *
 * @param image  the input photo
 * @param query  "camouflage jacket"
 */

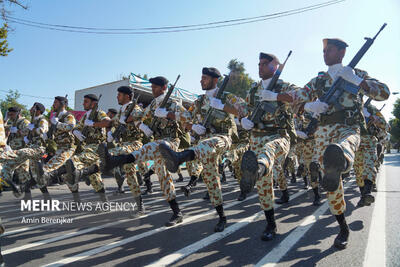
xmin=6 ymin=116 xmax=29 ymax=150
xmin=29 ymin=115 xmax=48 ymax=147
xmin=138 ymin=94 xmax=190 ymax=141
xmin=233 ymin=79 xmax=298 ymax=139
xmin=363 ymin=104 xmax=387 ymax=137
xmin=51 ymin=110 xmax=76 ymax=146
xmin=188 ymin=88 xmax=241 ymax=138
xmin=291 ymin=67 xmax=389 ymax=127
xmin=75 ymin=109 xmax=108 ymax=144
xmin=113 ymin=101 xmax=143 ymax=143
xmin=0 ymin=112 xmax=6 ymax=147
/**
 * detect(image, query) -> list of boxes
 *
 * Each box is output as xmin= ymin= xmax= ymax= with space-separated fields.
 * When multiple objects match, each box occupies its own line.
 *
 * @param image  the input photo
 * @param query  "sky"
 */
xmin=1 ymin=0 xmax=399 ymax=120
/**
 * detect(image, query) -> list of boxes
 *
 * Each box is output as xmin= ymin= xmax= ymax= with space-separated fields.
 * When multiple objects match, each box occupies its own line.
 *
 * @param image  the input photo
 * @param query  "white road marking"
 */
xmin=363 ymin=161 xmax=386 ymax=267
xmin=255 ymin=179 xmax=355 ymax=267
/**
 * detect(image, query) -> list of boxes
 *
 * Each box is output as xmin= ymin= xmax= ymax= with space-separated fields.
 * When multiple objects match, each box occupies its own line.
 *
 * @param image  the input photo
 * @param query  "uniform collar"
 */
xmin=34 ymin=114 xmax=43 ymax=120
xmin=206 ymin=87 xmax=218 ymax=98
xmin=121 ymin=101 xmax=132 ymax=112
xmin=261 ymin=78 xmax=272 ymax=90
xmin=327 ymin=63 xmax=343 ymax=80
xmin=155 ymin=93 xmax=165 ymax=105
xmin=58 ymin=110 xmax=67 ymax=117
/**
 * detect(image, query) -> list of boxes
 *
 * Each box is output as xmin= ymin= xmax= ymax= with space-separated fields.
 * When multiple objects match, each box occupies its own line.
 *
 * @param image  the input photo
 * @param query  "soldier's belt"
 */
xmin=251 ymin=128 xmax=286 ymax=137
xmin=319 ymin=109 xmax=358 ymax=126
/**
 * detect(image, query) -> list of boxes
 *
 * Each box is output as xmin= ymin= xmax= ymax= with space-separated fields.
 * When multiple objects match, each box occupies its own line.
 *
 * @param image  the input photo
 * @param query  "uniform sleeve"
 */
xmin=74 ymin=115 xmax=85 ymax=131
xmin=355 ymin=69 xmax=390 ymax=101
xmin=225 ymin=93 xmax=249 ymax=119
xmin=129 ymin=105 xmax=145 ymax=124
xmin=172 ymin=101 xmax=192 ymax=124
xmin=37 ymin=118 xmax=49 ymax=135
xmin=288 ymin=78 xmax=318 ymax=107
xmin=57 ymin=114 xmax=76 ymax=131
xmin=0 ymin=112 xmax=6 ymax=147
xmin=98 ymin=110 xmax=110 ymax=121
xmin=19 ymin=118 xmax=30 ymax=136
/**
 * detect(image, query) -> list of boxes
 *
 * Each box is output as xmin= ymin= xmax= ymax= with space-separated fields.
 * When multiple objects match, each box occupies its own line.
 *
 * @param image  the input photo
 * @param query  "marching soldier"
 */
xmin=25 ymin=102 xmax=50 ymax=200
xmin=289 ymin=38 xmax=389 ymax=248
xmin=229 ymin=52 xmax=298 ymax=241
xmin=4 ymin=107 xmax=30 ymax=189
xmin=61 ymin=94 xmax=111 ymax=203
xmin=98 ymin=76 xmax=191 ymax=226
xmin=158 ymin=67 xmax=244 ymax=232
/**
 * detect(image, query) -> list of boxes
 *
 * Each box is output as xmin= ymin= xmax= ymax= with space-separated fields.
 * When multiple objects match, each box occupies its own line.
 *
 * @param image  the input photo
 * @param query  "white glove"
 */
xmin=241 ymin=118 xmax=254 ymax=130
xmin=28 ymin=124 xmax=35 ymax=131
xmin=210 ymin=98 xmax=225 ymax=110
xmin=72 ymin=130 xmax=86 ymax=141
xmin=24 ymin=136 xmax=29 ymax=144
xmin=4 ymin=145 xmax=12 ymax=152
xmin=84 ymin=119 xmax=94 ymax=126
xmin=154 ymin=107 xmax=169 ymax=118
xmin=139 ymin=123 xmax=153 ymax=137
xmin=234 ymin=118 xmax=240 ymax=126
xmin=338 ymin=66 xmax=363 ymax=86
xmin=304 ymin=99 xmax=329 ymax=114
xmin=260 ymin=90 xmax=278 ymax=101
xmin=10 ymin=127 xmax=18 ymax=133
xmin=363 ymin=107 xmax=371 ymax=118
xmin=107 ymin=131 xmax=114 ymax=142
xmin=51 ymin=116 xmax=59 ymax=125
xmin=192 ymin=124 xmax=206 ymax=135
xmin=296 ymin=130 xmax=308 ymax=139
xmin=190 ymin=136 xmax=196 ymax=143
xmin=42 ymin=133 xmax=48 ymax=141
xmin=119 ymin=115 xmax=126 ymax=124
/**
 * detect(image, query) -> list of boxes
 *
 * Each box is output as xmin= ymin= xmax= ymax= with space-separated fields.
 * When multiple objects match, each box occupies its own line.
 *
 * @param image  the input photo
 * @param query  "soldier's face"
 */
xmin=107 ymin=112 xmax=115 ymax=119
xmin=258 ymin=59 xmax=276 ymax=80
xmin=53 ymin=99 xmax=61 ymax=111
xmin=200 ymin=75 xmax=217 ymax=90
xmin=151 ymin=84 xmax=166 ymax=98
xmin=83 ymin=98 xmax=95 ymax=111
xmin=8 ymin=111 xmax=17 ymax=120
xmin=323 ymin=44 xmax=345 ymax=66
xmin=117 ymin=92 xmax=131 ymax=105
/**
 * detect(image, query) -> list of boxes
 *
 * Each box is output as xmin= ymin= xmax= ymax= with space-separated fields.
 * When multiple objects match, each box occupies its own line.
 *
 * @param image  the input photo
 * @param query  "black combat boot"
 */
xmin=357 ymin=186 xmax=368 ymax=207
xmin=297 ymin=163 xmax=305 ymax=177
xmin=261 ymin=209 xmax=277 ymax=241
xmin=203 ymin=191 xmax=210 ymax=200
xmin=97 ymin=188 xmax=108 ymax=203
xmin=65 ymin=160 xmax=99 ymax=186
xmin=165 ymin=199 xmax=183 ymax=227
xmin=275 ymin=189 xmax=289 ymax=204
xmin=214 ymin=205 xmax=227 ymax=232
xmin=334 ymin=214 xmax=350 ymax=249
xmin=312 ymin=187 xmax=321 ymax=206
xmin=181 ymin=175 xmax=198 ymax=197
xmin=176 ymin=172 xmax=184 ymax=183
xmin=303 ymin=176 xmax=309 ymax=189
xmin=40 ymin=186 xmax=51 ymax=201
xmin=98 ymin=143 xmax=135 ymax=172
xmin=114 ymin=168 xmax=125 ymax=194
xmin=363 ymin=179 xmax=375 ymax=205
xmin=290 ymin=172 xmax=296 ymax=184
xmin=240 ymin=151 xmax=264 ymax=194
xmin=159 ymin=143 xmax=195 ymax=173
xmin=141 ymin=178 xmax=153 ymax=196
xmin=237 ymin=189 xmax=247 ymax=201
xmin=322 ymin=144 xmax=346 ymax=192
xmin=130 ymin=195 xmax=145 ymax=218
xmin=37 ymin=162 xmax=67 ymax=185
xmin=23 ymin=185 xmax=32 ymax=201
xmin=137 ymin=171 xmax=143 ymax=186
xmin=71 ymin=190 xmax=81 ymax=204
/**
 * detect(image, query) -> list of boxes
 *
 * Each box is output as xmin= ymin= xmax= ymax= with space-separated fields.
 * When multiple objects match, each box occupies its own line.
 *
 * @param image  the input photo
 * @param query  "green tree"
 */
xmin=390 ymin=98 xmax=400 ymax=144
xmin=218 ymin=59 xmax=255 ymax=99
xmin=0 ymin=23 xmax=12 ymax=56
xmin=0 ymin=89 xmax=29 ymax=118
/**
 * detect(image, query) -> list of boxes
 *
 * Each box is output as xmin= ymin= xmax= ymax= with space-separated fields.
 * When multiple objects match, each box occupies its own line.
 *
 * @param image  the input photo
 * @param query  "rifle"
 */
xmin=82 ymin=94 xmax=102 ymax=138
xmin=149 ymin=75 xmax=181 ymax=132
xmin=306 ymin=23 xmax=387 ymax=135
xmin=248 ymin=51 xmax=292 ymax=129
xmin=200 ymin=74 xmax=230 ymax=131
xmin=112 ymin=92 xmax=140 ymax=142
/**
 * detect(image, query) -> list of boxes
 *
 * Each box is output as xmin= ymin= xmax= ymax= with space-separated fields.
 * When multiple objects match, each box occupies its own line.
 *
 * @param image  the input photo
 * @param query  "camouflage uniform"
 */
xmin=291 ymin=67 xmax=390 ymax=215
xmin=4 ymin=116 xmax=30 ymax=184
xmin=239 ymin=80 xmax=297 ymax=211
xmin=230 ymin=127 xmax=249 ymax=183
xmin=67 ymin=109 xmax=109 ymax=192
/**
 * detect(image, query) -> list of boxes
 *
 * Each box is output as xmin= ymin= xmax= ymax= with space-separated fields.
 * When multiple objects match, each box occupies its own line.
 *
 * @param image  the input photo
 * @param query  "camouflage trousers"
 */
xmin=132 ymin=138 xmax=179 ymax=201
xmin=137 ymin=161 xmax=148 ymax=175
xmin=276 ymin=145 xmax=297 ymax=190
xmin=231 ymin=142 xmax=249 ymax=182
xmin=186 ymin=160 xmax=203 ymax=178
xmin=110 ymin=141 xmax=143 ymax=198
xmin=0 ymin=147 xmax=45 ymax=183
xmin=313 ymin=123 xmax=360 ymax=215
xmin=67 ymin=143 xmax=105 ymax=192
xmin=354 ymin=135 xmax=377 ymax=187
xmin=190 ymin=134 xmax=232 ymax=207
xmin=249 ymin=133 xmax=290 ymax=211
xmin=299 ymin=139 xmax=317 ymax=188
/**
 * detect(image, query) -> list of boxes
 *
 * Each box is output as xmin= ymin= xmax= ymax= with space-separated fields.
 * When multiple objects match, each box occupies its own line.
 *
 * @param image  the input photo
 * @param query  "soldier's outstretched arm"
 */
xmin=355 ymin=69 xmax=390 ymax=101
xmin=56 ymin=113 xmax=76 ymax=131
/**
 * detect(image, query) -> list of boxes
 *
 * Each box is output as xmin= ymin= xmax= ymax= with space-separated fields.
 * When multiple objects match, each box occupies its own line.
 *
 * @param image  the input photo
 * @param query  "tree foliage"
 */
xmin=390 ymin=98 xmax=400 ymax=143
xmin=218 ymin=59 xmax=255 ymax=99
xmin=0 ymin=89 xmax=29 ymax=118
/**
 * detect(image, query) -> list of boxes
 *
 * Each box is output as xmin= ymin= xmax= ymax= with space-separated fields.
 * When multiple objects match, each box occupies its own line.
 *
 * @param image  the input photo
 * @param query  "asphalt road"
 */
xmin=0 ymin=151 xmax=399 ymax=267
